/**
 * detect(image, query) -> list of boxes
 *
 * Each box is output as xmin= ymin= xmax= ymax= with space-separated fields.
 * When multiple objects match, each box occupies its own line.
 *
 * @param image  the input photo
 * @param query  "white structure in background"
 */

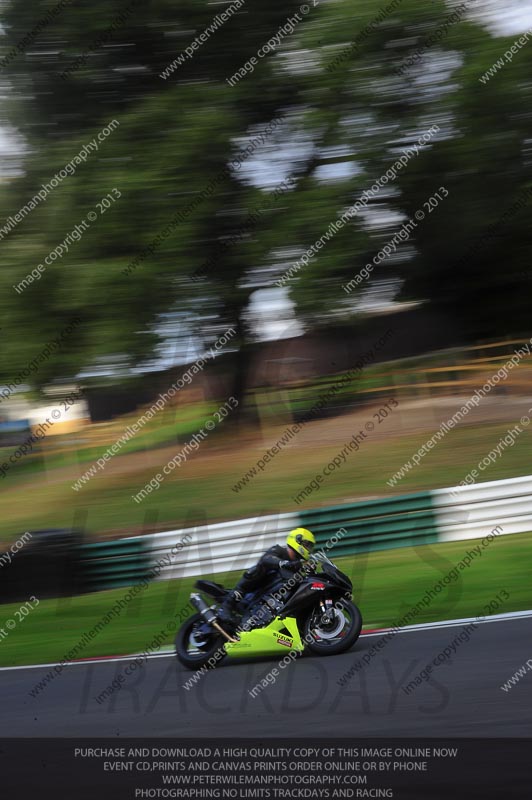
xmin=0 ymin=386 xmax=90 ymax=437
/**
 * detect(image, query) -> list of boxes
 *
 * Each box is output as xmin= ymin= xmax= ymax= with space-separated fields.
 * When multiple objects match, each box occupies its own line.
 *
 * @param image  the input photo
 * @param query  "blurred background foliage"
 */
xmin=0 ymin=0 xmax=531 ymax=394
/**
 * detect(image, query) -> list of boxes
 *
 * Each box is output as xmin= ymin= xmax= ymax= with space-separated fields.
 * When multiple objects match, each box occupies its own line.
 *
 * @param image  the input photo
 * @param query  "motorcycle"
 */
xmin=175 ymin=551 xmax=362 ymax=670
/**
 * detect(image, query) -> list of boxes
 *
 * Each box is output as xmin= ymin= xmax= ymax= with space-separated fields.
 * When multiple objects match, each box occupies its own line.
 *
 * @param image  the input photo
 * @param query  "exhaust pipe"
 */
xmin=190 ymin=593 xmax=217 ymax=624
xmin=190 ymin=593 xmax=239 ymax=643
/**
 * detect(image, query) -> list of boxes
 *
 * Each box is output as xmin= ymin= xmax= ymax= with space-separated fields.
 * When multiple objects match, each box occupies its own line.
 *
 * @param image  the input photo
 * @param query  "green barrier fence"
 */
xmin=301 ymin=491 xmax=439 ymax=555
xmin=79 ymin=537 xmax=152 ymax=591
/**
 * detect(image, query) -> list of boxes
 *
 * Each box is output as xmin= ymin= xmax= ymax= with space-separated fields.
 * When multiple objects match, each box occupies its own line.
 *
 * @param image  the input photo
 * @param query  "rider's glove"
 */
xmin=279 ymin=559 xmax=303 ymax=572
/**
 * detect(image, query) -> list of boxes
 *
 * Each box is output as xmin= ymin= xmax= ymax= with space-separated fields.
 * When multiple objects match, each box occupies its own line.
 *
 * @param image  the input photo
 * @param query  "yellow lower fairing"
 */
xmin=224 ymin=616 xmax=304 ymax=658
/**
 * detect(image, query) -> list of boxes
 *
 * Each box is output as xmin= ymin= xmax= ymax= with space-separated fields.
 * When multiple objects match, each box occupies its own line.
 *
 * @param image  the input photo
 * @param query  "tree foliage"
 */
xmin=0 ymin=0 xmax=530 ymax=392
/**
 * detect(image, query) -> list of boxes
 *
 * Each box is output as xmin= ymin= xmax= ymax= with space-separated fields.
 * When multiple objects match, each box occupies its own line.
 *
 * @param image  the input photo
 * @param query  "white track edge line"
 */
xmin=2 ymin=609 xmax=531 ymax=673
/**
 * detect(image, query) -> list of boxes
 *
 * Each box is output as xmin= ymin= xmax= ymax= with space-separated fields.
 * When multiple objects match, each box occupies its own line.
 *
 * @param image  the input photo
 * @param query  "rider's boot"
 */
xmin=217 ymin=588 xmax=244 ymax=630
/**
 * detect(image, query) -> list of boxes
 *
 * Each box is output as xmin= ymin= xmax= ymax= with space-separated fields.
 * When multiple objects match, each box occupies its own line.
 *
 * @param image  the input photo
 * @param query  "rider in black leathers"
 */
xmin=217 ymin=528 xmax=316 ymax=628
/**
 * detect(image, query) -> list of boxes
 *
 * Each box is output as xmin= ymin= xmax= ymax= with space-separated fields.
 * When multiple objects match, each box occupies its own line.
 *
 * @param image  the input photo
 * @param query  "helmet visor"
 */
xmin=297 ymin=535 xmax=314 ymax=553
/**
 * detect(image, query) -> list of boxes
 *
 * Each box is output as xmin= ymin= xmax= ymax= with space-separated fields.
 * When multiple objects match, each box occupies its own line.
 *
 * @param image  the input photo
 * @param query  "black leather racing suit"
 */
xmin=218 ymin=544 xmax=302 ymax=624
xmin=236 ymin=544 xmax=296 ymax=593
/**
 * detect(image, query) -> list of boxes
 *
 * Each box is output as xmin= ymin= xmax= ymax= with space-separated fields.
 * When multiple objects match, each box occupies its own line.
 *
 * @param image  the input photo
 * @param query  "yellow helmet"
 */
xmin=286 ymin=528 xmax=316 ymax=561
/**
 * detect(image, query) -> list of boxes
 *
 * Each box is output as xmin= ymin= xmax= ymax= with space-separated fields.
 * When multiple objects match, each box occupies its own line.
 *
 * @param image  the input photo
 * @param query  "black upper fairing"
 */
xmin=316 ymin=559 xmax=352 ymax=592
xmin=279 ymin=573 xmax=351 ymax=618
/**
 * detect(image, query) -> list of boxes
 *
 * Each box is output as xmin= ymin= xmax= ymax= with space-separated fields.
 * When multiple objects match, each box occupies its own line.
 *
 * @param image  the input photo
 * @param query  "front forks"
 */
xmin=320 ymin=597 xmax=335 ymax=624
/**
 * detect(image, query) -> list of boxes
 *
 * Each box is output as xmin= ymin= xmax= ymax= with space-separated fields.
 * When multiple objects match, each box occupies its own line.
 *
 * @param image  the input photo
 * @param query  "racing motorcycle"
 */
xmin=175 ymin=552 xmax=362 ymax=669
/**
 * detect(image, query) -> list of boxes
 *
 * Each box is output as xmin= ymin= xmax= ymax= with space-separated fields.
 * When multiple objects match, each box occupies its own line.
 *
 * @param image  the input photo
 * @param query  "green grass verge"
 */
xmin=2 ymin=530 xmax=531 ymax=668
xmin=1 ymin=418 xmax=530 ymax=544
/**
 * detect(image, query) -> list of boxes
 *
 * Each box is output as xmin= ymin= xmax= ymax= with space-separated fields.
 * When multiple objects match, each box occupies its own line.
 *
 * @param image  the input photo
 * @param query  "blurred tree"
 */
xmin=0 ymin=0 xmax=305 ymax=402
xmin=395 ymin=18 xmax=532 ymax=339
xmin=0 ymin=0 xmax=531 ymax=402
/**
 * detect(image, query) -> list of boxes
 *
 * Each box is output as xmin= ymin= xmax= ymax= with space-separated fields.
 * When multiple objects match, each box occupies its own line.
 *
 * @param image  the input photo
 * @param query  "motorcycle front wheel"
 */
xmin=303 ymin=599 xmax=362 ymax=656
xmin=175 ymin=612 xmax=225 ymax=670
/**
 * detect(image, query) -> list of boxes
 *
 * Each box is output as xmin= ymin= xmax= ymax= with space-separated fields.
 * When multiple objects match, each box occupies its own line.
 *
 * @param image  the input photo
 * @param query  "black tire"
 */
xmin=175 ymin=613 xmax=226 ymax=670
xmin=303 ymin=599 xmax=362 ymax=656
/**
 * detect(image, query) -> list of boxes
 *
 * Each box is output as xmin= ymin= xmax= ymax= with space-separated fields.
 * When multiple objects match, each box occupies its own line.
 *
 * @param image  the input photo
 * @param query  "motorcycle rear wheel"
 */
xmin=175 ymin=613 xmax=225 ymax=670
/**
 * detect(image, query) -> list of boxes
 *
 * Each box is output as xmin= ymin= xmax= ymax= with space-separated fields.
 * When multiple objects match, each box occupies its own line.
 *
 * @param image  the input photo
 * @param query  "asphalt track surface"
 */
xmin=4 ymin=613 xmax=532 ymax=737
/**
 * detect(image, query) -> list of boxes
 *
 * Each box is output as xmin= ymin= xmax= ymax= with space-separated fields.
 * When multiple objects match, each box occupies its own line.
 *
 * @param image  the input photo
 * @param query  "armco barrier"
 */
xmin=300 ymin=491 xmax=438 ymax=556
xmin=146 ymin=512 xmax=299 ymax=580
xmin=4 ymin=476 xmax=528 ymax=600
xmin=79 ymin=537 xmax=152 ymax=591
xmin=142 ymin=476 xmax=532 ymax=581
xmin=432 ymin=475 xmax=532 ymax=543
